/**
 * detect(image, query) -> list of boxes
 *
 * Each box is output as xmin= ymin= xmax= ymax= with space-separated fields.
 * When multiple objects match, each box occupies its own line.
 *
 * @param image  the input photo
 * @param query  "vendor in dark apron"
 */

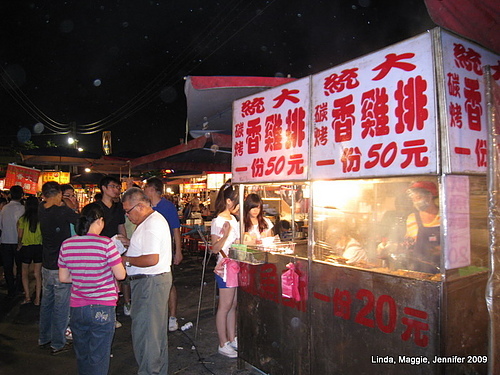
xmin=405 ymin=181 xmax=441 ymax=274
xmin=412 ymin=210 xmax=441 ymax=274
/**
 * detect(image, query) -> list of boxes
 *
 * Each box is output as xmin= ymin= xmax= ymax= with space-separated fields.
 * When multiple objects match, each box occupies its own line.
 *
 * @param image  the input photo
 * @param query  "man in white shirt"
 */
xmin=120 ymin=188 xmax=172 ymax=375
xmin=0 ymin=185 xmax=25 ymax=298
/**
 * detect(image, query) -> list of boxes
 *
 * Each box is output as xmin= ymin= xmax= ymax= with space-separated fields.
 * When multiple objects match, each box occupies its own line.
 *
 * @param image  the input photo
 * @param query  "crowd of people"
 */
xmin=0 ymin=177 xmax=201 ymax=375
xmin=1 ymin=177 xmax=277 ymax=373
xmin=0 ymin=178 xmax=283 ymax=371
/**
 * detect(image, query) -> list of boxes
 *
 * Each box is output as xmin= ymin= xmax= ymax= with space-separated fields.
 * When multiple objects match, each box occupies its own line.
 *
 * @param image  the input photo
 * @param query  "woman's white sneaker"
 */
xmin=229 ymin=337 xmax=238 ymax=350
xmin=168 ymin=317 xmax=178 ymax=331
xmin=218 ymin=342 xmax=237 ymax=358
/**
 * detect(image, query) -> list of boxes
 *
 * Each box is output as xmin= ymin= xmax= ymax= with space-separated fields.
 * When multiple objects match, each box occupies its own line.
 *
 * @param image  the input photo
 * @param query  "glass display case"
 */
xmin=311 ymin=176 xmax=488 ymax=281
xmin=240 ymin=182 xmax=310 ymax=258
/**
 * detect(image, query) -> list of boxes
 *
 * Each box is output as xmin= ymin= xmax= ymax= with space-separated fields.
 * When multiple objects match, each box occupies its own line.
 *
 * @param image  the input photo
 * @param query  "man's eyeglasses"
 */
xmin=63 ymin=194 xmax=76 ymax=198
xmin=125 ymin=203 xmax=140 ymax=215
xmin=107 ymin=184 xmax=121 ymax=190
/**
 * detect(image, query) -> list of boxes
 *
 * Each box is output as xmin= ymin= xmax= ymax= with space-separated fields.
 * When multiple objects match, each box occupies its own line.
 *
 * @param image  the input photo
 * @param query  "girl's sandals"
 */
xmin=21 ymin=299 xmax=32 ymax=305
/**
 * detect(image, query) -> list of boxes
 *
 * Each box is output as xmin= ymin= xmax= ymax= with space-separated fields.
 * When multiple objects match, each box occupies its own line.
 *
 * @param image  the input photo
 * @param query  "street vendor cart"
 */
xmin=229 ymin=28 xmax=499 ymax=375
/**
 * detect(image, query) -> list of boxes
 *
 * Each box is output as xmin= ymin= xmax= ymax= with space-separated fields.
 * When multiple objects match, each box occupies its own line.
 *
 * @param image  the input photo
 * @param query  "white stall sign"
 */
xmin=441 ymin=31 xmax=500 ymax=174
xmin=232 ymin=77 xmax=310 ymax=183
xmin=311 ymin=32 xmax=437 ymax=179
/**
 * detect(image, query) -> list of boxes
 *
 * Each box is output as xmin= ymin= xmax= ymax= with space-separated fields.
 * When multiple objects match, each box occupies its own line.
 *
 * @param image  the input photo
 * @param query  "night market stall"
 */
xmin=229 ymin=28 xmax=499 ymax=375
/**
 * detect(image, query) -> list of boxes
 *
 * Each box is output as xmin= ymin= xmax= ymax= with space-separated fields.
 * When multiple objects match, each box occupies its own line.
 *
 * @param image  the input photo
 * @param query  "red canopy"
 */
xmin=425 ymin=0 xmax=499 ymax=53
xmin=184 ymin=76 xmax=295 ymax=139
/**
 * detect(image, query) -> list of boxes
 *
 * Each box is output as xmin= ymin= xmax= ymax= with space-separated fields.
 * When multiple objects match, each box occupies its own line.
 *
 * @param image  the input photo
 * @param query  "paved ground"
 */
xmin=0 ymin=251 xmax=262 ymax=375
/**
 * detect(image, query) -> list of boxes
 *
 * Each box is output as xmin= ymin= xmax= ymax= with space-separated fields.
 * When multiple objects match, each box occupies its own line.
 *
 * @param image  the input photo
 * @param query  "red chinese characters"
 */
xmin=285 ymin=107 xmax=306 ymax=149
xmin=448 ymin=103 xmax=463 ymax=128
xmin=234 ymin=122 xmax=244 ymax=138
xmin=234 ymin=122 xmax=245 ymax=157
xmin=233 ymin=82 xmax=309 ymax=181
xmin=401 ymin=307 xmax=429 ymax=348
xmin=447 ymin=73 xmax=461 ymax=98
xmin=400 ymin=139 xmax=429 ymax=168
xmin=360 ymin=88 xmax=389 ymax=139
xmin=241 ymin=97 xmax=265 ymax=118
xmin=372 ymin=53 xmax=416 ymax=81
xmin=332 ymin=95 xmax=355 ymax=142
xmin=246 ymin=118 xmax=262 ymax=154
xmin=239 ymin=263 xmax=307 ymax=312
xmin=312 ymin=42 xmax=435 ymax=176
xmin=341 ymin=147 xmax=361 ymax=173
xmin=287 ymin=154 xmax=305 ymax=176
xmin=234 ymin=140 xmax=244 ymax=156
xmin=453 ymin=43 xmax=483 ymax=75
xmin=475 ymin=139 xmax=487 ymax=167
xmin=314 ymin=126 xmax=328 ymax=146
xmin=314 ymin=102 xmax=328 ymax=123
xmin=259 ymin=264 xmax=280 ymax=303
xmin=444 ymin=35 xmax=496 ymax=172
xmin=264 ymin=114 xmax=283 ymax=152
xmin=251 ymin=157 xmax=265 ymax=178
xmin=333 ymin=289 xmax=352 ymax=320
xmin=463 ymin=77 xmax=482 ymax=131
xmin=273 ymin=88 xmax=300 ymax=108
xmin=313 ymin=287 xmax=429 ymax=347
xmin=323 ymin=68 xmax=359 ymax=96
xmin=394 ymin=76 xmax=428 ymax=134
xmin=5 ymin=165 xmax=40 ymax=195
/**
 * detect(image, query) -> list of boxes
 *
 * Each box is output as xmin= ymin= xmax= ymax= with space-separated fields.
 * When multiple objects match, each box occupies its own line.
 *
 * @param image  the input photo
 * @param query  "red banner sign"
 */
xmin=5 ymin=164 xmax=41 ymax=195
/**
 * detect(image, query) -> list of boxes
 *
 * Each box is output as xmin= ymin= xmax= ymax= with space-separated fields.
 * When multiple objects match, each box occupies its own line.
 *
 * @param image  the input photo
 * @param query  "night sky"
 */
xmin=0 ymin=0 xmax=436 ymax=157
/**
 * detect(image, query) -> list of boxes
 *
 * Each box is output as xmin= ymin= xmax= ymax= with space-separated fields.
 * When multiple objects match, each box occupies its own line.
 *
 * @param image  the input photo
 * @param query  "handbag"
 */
xmin=214 ymin=258 xmax=240 ymax=287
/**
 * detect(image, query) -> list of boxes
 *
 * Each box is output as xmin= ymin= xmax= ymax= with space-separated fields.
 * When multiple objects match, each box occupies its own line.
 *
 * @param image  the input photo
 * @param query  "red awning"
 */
xmin=424 ymin=0 xmax=499 ymax=53
xmin=185 ymin=75 xmax=295 ymax=138
xmin=130 ymin=133 xmax=232 ymax=173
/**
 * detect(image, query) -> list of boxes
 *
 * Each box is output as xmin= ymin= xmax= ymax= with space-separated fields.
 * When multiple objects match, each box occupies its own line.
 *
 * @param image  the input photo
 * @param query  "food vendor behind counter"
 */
xmin=405 ymin=181 xmax=440 ymax=274
xmin=325 ymin=223 xmax=368 ymax=265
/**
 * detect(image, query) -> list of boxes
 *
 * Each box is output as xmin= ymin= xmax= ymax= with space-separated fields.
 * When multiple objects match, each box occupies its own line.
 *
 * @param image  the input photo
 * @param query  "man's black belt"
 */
xmin=128 ymin=272 xmax=168 ymax=281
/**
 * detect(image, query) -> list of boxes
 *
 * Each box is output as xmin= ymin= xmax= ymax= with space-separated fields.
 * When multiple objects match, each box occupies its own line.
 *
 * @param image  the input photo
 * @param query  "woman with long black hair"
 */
xmin=243 ymin=193 xmax=274 ymax=245
xmin=17 ymin=196 xmax=42 ymax=305
xmin=210 ymin=180 xmax=240 ymax=358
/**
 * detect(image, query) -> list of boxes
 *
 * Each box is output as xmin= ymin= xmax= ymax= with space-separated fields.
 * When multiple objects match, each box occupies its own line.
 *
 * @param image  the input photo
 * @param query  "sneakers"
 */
xmin=65 ymin=327 xmax=73 ymax=341
xmin=218 ymin=342 xmax=237 ymax=358
xmin=51 ymin=342 xmax=72 ymax=355
xmin=229 ymin=337 xmax=238 ymax=350
xmin=123 ymin=302 xmax=131 ymax=316
xmin=115 ymin=320 xmax=122 ymax=329
xmin=168 ymin=316 xmax=178 ymax=331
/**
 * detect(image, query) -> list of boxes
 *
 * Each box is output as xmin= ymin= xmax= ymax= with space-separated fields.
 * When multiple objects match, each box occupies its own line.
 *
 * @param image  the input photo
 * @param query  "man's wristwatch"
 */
xmin=125 ymin=257 xmax=131 ymax=267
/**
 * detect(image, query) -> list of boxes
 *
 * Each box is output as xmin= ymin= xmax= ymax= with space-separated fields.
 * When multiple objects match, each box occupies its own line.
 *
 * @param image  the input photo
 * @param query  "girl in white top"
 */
xmin=210 ymin=181 xmax=240 ymax=358
xmin=243 ymin=193 xmax=274 ymax=245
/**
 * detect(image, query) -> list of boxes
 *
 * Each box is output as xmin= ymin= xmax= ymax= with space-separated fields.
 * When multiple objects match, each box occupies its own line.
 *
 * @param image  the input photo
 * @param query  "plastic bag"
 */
xmin=281 ymin=262 xmax=301 ymax=301
xmin=214 ymin=258 xmax=240 ymax=287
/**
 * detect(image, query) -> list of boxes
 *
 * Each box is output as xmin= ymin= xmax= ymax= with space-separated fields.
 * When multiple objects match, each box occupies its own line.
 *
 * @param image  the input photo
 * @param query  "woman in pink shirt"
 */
xmin=59 ymin=203 xmax=126 ymax=375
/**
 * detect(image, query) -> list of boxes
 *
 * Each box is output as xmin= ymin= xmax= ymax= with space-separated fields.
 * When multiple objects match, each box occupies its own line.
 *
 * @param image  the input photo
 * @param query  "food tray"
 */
xmin=257 ymin=242 xmax=295 ymax=255
xmin=229 ymin=246 xmax=267 ymax=265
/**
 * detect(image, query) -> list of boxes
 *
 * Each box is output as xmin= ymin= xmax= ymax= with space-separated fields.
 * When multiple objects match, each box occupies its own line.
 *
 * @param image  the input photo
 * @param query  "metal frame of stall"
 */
xmin=230 ymin=28 xmax=498 ymax=375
